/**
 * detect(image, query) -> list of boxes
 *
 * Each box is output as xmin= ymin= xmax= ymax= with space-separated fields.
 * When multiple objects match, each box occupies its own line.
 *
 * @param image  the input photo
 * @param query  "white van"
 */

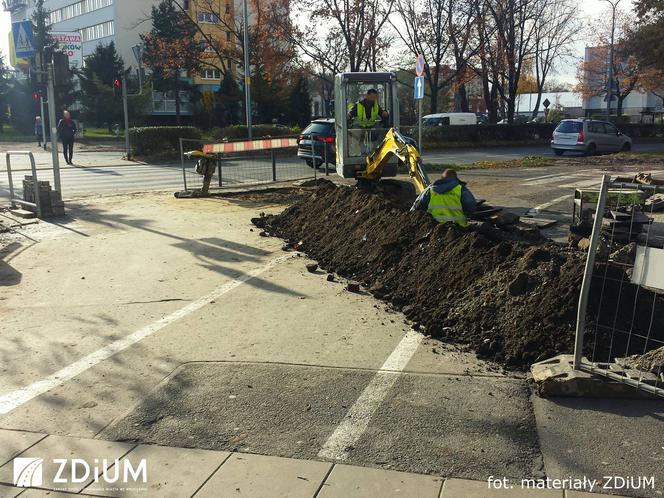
xmin=422 ymin=113 xmax=477 ymax=126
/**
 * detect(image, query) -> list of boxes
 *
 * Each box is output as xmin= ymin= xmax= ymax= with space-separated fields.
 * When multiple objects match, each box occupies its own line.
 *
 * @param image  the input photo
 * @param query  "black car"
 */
xmin=297 ymin=119 xmax=336 ymax=168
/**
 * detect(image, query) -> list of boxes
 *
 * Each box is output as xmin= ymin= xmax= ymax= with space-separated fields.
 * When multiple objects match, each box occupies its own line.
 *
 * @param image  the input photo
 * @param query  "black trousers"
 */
xmin=62 ymin=140 xmax=74 ymax=163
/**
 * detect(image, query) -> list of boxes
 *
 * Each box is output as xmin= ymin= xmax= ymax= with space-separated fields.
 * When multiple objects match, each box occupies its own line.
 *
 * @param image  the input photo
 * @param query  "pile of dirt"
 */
xmin=253 ymin=182 xmax=664 ymax=369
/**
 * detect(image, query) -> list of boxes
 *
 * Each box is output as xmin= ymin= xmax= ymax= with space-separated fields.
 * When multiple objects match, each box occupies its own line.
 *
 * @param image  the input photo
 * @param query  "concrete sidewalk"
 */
xmin=0 ymin=428 xmax=616 ymax=498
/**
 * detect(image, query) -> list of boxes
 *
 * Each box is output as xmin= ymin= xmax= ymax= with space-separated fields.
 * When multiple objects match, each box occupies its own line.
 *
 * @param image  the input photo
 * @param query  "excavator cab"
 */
xmin=334 ymin=72 xmax=400 ymax=179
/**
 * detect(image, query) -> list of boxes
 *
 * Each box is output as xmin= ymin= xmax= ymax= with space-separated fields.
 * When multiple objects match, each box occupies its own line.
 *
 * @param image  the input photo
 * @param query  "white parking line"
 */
xmin=318 ymin=330 xmax=423 ymax=461
xmin=0 ymin=254 xmax=293 ymax=415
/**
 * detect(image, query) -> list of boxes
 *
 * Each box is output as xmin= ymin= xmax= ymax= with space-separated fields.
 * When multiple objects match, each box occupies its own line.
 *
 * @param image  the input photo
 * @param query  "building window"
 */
xmin=49 ymin=0 xmax=112 ymax=24
xmin=80 ymin=20 xmax=114 ymax=41
xmin=201 ymin=68 xmax=221 ymax=80
xmin=197 ymin=12 xmax=219 ymax=23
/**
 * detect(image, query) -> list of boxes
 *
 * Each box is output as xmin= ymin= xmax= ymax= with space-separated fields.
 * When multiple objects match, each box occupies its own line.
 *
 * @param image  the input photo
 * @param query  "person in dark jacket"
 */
xmin=410 ymin=169 xmax=477 ymax=226
xmin=57 ymin=110 xmax=77 ymax=165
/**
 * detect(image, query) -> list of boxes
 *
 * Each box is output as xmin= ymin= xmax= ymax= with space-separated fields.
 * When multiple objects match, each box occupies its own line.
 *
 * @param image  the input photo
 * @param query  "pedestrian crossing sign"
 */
xmin=12 ymin=21 xmax=35 ymax=58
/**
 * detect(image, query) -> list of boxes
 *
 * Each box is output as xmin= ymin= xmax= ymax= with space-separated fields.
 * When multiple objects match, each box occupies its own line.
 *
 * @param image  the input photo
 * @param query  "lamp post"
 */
xmin=604 ymin=0 xmax=621 ymax=120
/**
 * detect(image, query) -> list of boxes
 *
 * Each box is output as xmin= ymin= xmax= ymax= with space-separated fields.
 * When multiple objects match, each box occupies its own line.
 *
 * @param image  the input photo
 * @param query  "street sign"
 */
xmin=415 ymin=54 xmax=425 ymax=77
xmin=12 ymin=21 xmax=34 ymax=58
xmin=542 ymin=98 xmax=551 ymax=109
xmin=414 ymin=76 xmax=424 ymax=100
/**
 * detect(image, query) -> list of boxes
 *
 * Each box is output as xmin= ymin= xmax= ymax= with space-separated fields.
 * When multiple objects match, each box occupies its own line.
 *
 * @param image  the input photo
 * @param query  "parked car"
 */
xmin=422 ymin=112 xmax=477 ymax=126
xmin=297 ymin=119 xmax=336 ymax=168
xmin=551 ymin=119 xmax=632 ymax=156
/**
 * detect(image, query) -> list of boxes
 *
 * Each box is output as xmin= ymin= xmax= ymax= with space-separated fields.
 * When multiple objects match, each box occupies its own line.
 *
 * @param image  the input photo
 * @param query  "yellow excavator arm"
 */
xmin=356 ymin=128 xmax=431 ymax=194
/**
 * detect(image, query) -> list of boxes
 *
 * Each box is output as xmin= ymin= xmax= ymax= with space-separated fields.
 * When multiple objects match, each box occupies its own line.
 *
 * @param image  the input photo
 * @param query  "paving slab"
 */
xmin=0 ymin=435 xmax=134 ymax=493
xmin=348 ymin=373 xmax=542 ymax=479
xmin=0 ymin=430 xmax=47 ymax=467
xmin=82 ymin=444 xmax=230 ymax=498
xmin=14 ymin=489 xmax=97 ymax=497
xmin=440 ymin=478 xmax=561 ymax=497
xmin=532 ymin=395 xmax=664 ymax=498
xmin=195 ymin=452 xmax=331 ymax=498
xmin=317 ymin=464 xmax=441 ymax=498
xmin=100 ymin=362 xmax=374 ymax=459
xmin=0 ymin=483 xmax=22 ymax=497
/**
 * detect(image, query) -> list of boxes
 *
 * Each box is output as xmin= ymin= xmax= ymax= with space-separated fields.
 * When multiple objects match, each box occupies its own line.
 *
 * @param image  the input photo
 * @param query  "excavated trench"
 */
xmin=253 ymin=180 xmax=664 ymax=369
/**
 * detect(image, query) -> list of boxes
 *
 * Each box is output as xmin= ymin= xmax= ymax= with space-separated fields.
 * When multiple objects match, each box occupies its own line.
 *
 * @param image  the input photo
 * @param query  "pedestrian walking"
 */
xmin=35 ymin=116 xmax=43 ymax=147
xmin=57 ymin=110 xmax=77 ymax=165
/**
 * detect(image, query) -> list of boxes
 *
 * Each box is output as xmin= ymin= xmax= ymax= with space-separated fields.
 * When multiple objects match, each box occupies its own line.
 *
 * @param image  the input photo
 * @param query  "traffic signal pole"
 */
xmin=39 ymin=97 xmax=47 ymax=149
xmin=46 ymin=61 xmax=61 ymax=193
xmin=122 ymin=76 xmax=131 ymax=161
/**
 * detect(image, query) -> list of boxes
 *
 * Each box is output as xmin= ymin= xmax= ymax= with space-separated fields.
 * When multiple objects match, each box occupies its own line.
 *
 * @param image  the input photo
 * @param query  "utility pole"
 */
xmin=46 ymin=59 xmax=61 ymax=193
xmin=242 ymin=0 xmax=252 ymax=139
xmin=604 ymin=0 xmax=620 ymax=120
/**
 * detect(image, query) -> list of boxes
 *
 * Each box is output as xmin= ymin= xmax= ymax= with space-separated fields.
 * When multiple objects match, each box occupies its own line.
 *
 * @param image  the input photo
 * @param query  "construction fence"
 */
xmin=179 ymin=136 xmax=326 ymax=192
xmin=574 ymin=174 xmax=664 ymax=398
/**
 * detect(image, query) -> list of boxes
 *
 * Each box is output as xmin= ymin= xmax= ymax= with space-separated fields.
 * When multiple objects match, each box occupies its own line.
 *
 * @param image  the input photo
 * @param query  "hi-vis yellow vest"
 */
xmin=355 ymin=101 xmax=379 ymax=128
xmin=427 ymin=184 xmax=468 ymax=227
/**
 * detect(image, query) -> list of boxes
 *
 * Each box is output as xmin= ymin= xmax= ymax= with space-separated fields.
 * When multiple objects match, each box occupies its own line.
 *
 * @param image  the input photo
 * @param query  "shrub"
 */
xmin=212 ymin=124 xmax=299 ymax=140
xmin=407 ymin=123 xmax=557 ymax=147
xmin=129 ymin=126 xmax=202 ymax=155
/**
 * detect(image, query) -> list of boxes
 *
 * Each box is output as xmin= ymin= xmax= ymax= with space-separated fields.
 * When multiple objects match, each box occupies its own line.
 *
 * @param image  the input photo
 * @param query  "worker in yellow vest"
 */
xmin=410 ymin=169 xmax=477 ymax=227
xmin=347 ymin=89 xmax=389 ymax=128
xmin=347 ymin=89 xmax=390 ymax=156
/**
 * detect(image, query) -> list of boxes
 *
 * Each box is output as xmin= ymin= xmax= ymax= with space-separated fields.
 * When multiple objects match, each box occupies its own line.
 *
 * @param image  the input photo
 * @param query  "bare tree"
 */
xmin=391 ymin=0 xmax=483 ymax=113
xmin=529 ymin=0 xmax=578 ymax=118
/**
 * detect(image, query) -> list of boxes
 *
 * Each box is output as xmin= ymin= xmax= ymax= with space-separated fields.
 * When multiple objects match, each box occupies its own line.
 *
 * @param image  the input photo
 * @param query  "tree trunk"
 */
xmin=617 ymin=95 xmax=624 ymax=117
xmin=457 ymin=84 xmax=469 ymax=112
xmin=531 ymin=87 xmax=543 ymax=120
xmin=174 ymin=79 xmax=181 ymax=125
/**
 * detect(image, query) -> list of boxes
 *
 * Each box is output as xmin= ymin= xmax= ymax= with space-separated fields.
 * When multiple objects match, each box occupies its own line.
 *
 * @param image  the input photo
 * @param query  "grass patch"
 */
xmin=0 ymin=124 xmax=34 ymax=141
xmin=83 ymin=127 xmax=124 ymax=139
xmin=425 ymin=155 xmax=555 ymax=172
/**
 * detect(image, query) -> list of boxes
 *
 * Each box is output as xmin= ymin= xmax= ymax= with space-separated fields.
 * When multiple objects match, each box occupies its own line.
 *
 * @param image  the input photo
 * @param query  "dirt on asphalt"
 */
xmin=253 ymin=180 xmax=664 ymax=369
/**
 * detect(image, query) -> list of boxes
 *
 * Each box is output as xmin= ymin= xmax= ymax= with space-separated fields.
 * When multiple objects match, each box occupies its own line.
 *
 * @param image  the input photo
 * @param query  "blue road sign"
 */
xmin=12 ymin=21 xmax=34 ymax=58
xmin=414 ymin=76 xmax=424 ymax=100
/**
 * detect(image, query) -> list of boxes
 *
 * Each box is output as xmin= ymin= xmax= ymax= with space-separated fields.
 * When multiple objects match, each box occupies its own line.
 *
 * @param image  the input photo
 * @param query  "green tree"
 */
xmin=287 ymin=75 xmax=311 ymax=127
xmin=79 ymin=42 xmax=125 ymax=128
xmin=31 ymin=0 xmax=56 ymax=71
xmin=217 ymin=72 xmax=242 ymax=126
xmin=626 ymin=0 xmax=664 ymax=72
xmin=7 ymin=79 xmax=37 ymax=134
xmin=0 ymin=56 xmax=10 ymax=132
xmin=252 ymin=67 xmax=287 ymax=124
xmin=141 ymin=0 xmax=203 ymax=124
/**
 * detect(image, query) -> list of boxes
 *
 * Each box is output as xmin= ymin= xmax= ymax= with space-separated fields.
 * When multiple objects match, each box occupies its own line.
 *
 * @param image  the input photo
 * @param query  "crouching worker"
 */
xmin=410 ymin=168 xmax=477 ymax=226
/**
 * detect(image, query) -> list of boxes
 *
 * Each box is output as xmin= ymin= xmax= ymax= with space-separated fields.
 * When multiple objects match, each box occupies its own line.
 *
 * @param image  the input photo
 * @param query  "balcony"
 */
xmin=2 ymin=0 xmax=27 ymax=13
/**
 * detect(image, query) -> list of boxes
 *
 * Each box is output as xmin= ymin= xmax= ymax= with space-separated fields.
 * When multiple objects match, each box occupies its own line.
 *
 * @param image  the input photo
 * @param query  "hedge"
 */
xmin=211 ymin=124 xmax=300 ymax=140
xmin=405 ymin=122 xmax=661 ymax=147
xmin=129 ymin=126 xmax=202 ymax=155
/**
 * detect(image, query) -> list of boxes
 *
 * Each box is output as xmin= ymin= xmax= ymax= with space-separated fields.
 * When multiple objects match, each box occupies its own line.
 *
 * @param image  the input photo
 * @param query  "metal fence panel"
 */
xmin=574 ymin=176 xmax=664 ymax=398
xmin=179 ymin=136 xmax=318 ymax=192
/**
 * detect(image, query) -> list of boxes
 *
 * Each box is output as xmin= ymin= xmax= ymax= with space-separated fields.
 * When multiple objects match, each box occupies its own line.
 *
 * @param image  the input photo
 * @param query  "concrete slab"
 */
xmin=317 ymin=464 xmax=442 ymax=498
xmin=0 ymin=429 xmax=47 ymax=467
xmin=82 ymin=444 xmax=229 ymax=498
xmin=532 ymin=395 xmax=664 ymax=497
xmin=348 ymin=374 xmax=542 ymax=479
xmin=14 ymin=489 xmax=95 ymax=497
xmin=0 ymin=435 xmax=134 ymax=493
xmin=195 ymin=452 xmax=331 ymax=498
xmin=100 ymin=362 xmax=374 ymax=460
xmin=0 ymin=483 xmax=22 ymax=497
xmin=440 ymin=478 xmax=561 ymax=497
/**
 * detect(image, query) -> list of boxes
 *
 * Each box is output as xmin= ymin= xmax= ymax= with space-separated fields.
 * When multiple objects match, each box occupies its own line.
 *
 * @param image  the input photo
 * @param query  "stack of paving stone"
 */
xmin=22 ymin=176 xmax=65 ymax=217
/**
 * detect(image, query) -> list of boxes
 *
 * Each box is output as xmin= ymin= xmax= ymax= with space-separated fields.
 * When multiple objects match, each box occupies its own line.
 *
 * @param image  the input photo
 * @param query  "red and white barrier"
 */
xmin=203 ymin=137 xmax=298 ymax=154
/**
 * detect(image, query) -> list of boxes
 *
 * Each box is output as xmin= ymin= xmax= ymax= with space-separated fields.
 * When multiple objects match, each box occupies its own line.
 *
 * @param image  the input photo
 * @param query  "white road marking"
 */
xmin=558 ymin=178 xmax=603 ymax=189
xmin=0 ymin=254 xmax=293 ymax=415
xmin=318 ymin=330 xmax=423 ymax=461
xmin=521 ymin=170 xmax=595 ymax=186
xmin=530 ymin=194 xmax=573 ymax=213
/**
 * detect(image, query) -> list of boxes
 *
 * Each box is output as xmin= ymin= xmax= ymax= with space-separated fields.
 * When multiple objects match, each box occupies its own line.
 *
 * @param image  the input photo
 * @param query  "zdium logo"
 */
xmin=13 ymin=457 xmax=44 ymax=487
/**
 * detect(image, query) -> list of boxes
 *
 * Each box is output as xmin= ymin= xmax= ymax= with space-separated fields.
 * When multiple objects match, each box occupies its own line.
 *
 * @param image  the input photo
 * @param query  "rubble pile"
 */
xmin=253 ymin=183 xmax=664 ymax=369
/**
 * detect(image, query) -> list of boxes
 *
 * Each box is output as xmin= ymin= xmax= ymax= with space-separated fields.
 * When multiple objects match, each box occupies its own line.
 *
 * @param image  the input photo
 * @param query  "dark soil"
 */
xmin=253 ymin=181 xmax=664 ymax=369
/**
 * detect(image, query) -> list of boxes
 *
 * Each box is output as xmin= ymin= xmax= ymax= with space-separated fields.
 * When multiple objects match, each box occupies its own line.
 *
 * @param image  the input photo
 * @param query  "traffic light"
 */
xmin=113 ymin=78 xmax=122 ymax=97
